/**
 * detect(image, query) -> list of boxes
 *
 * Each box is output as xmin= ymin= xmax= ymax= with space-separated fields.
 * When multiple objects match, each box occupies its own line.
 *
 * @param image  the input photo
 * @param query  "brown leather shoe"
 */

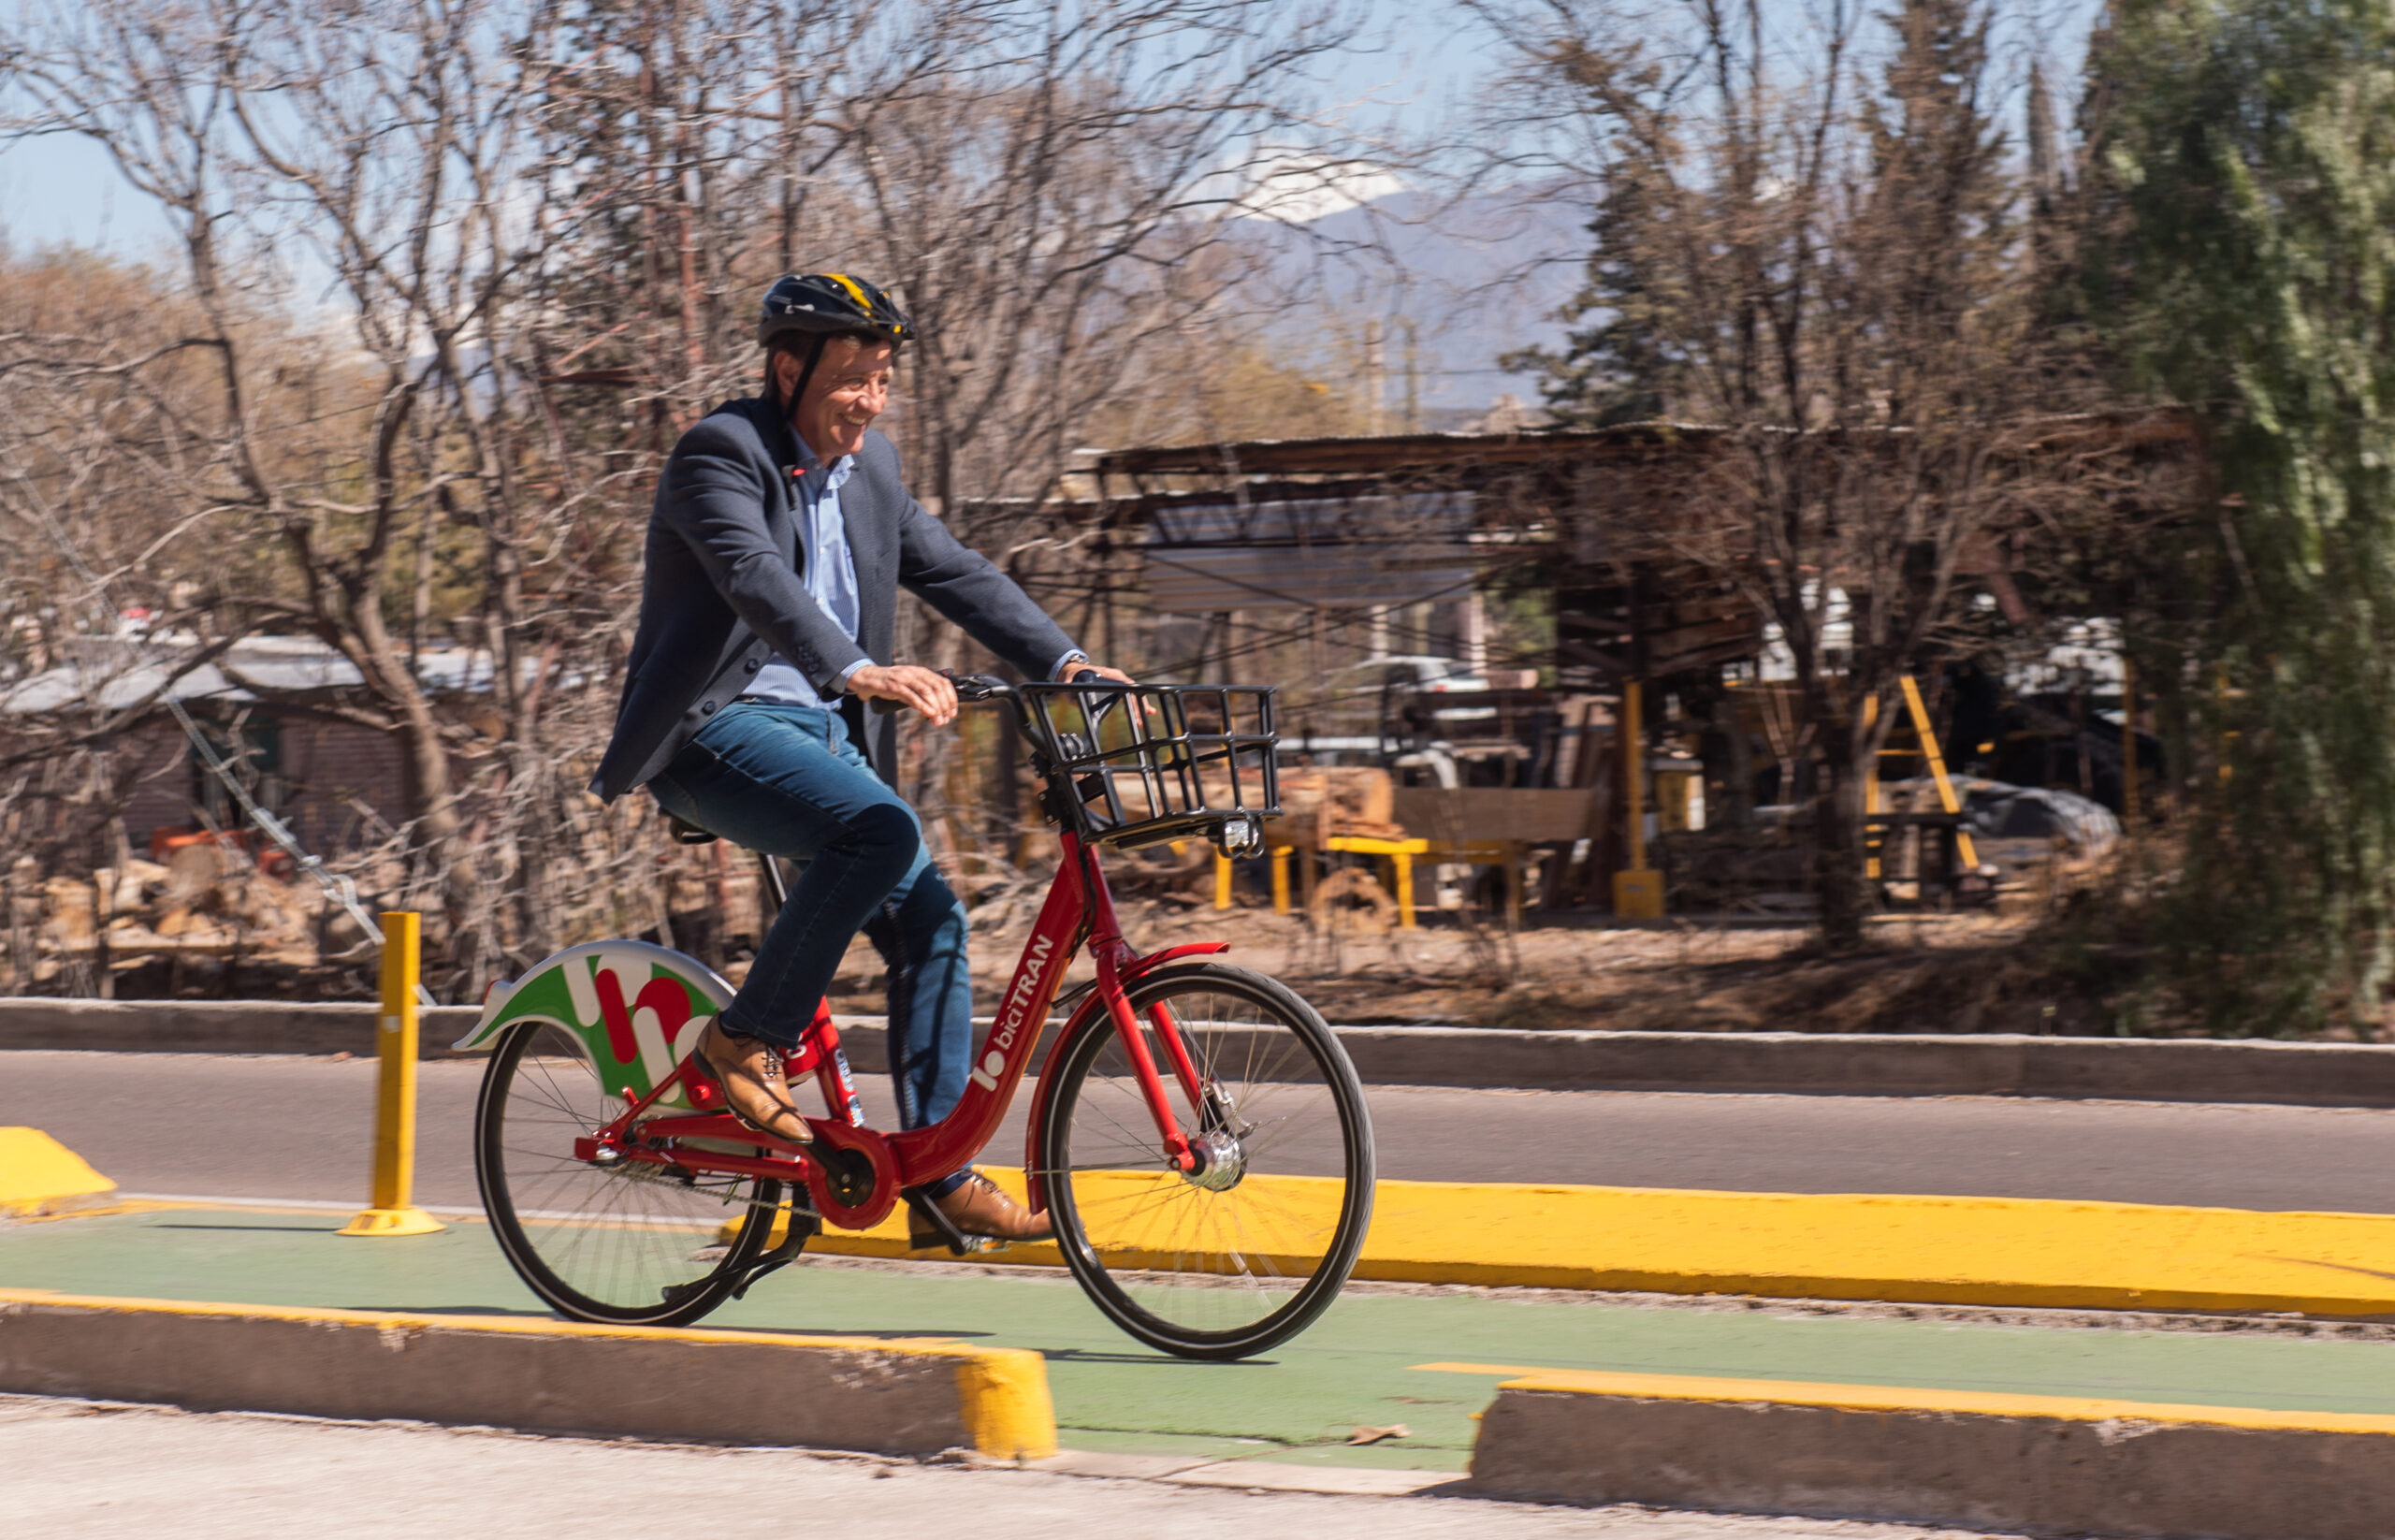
xmin=691 ymin=1020 xmax=812 ymax=1146
xmin=919 ymin=1170 xmax=1053 ymax=1245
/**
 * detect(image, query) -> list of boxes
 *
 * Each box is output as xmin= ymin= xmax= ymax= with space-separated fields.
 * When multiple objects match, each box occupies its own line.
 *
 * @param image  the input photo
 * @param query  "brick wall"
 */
xmin=112 ymin=714 xmax=414 ymax=857
xmin=277 ymin=717 xmax=413 ymax=850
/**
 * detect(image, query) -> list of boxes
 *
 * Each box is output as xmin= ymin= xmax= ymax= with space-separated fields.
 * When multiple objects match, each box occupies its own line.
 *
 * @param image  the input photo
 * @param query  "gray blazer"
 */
xmin=590 ymin=396 xmax=1076 ymax=802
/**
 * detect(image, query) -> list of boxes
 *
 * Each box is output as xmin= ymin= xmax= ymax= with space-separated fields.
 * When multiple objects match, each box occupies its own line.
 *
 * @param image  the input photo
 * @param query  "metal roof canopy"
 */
xmin=1143 ymin=491 xmax=1474 ymax=612
xmin=1096 ymin=422 xmax=1725 ymax=480
xmin=1092 ymin=411 xmax=2197 ymax=483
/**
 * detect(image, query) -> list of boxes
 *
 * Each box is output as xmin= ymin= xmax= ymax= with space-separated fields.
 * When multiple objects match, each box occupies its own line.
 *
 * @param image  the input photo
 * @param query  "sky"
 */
xmin=0 ymin=130 xmax=169 ymax=255
xmin=8 ymin=0 xmax=1484 ymax=260
xmin=0 ymin=0 xmax=2102 ymax=414
xmin=0 ymin=0 xmax=2103 ymax=254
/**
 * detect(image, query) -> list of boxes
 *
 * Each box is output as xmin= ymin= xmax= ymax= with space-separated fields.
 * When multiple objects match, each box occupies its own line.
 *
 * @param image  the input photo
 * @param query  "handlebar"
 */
xmin=870 ymin=669 xmax=1117 ymax=714
xmin=945 ymin=671 xmax=1013 ymax=704
xmin=943 ymin=668 xmax=1120 ymax=700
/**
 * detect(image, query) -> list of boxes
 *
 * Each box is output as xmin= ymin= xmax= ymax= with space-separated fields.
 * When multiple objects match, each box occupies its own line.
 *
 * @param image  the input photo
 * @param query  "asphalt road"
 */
xmin=11 ymin=1050 xmax=2395 ymax=1213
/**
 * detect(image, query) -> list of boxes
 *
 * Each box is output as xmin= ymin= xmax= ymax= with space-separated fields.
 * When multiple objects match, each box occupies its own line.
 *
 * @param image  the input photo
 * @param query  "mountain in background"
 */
xmin=1252 ymin=182 xmax=1591 ymax=430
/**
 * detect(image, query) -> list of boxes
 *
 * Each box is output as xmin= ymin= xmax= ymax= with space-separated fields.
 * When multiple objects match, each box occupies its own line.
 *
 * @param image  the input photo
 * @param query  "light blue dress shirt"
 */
xmin=745 ymin=443 xmax=866 ymax=707
xmin=743 ymin=433 xmax=1089 ymax=705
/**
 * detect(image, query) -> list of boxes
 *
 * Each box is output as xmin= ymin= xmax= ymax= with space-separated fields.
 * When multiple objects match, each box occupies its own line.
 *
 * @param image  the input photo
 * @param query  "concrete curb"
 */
xmin=1455 ymin=1366 xmax=2395 ymax=1539
xmin=0 ymin=1289 xmax=1056 ymax=1460
xmin=9 ymin=995 xmax=2395 ymax=1106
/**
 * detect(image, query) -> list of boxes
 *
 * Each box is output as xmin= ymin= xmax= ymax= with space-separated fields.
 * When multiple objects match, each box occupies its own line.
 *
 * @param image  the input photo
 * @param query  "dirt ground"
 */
xmin=41 ymin=850 xmax=2140 ymax=1036
xmin=815 ymin=896 xmax=2126 ymax=1036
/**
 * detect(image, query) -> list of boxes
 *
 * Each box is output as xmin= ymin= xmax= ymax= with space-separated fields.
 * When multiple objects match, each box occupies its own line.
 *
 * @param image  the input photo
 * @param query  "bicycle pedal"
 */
xmin=903 ymin=1185 xmax=1002 ymax=1257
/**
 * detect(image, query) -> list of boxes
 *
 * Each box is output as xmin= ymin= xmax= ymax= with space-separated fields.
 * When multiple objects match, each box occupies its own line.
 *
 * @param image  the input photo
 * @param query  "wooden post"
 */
xmin=2121 ymin=652 xmax=2140 ymax=830
xmin=1624 ymin=679 xmax=1645 ymax=870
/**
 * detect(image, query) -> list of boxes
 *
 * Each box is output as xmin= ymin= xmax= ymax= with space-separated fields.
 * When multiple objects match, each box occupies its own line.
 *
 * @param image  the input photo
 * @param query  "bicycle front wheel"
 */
xmin=474 ymin=1018 xmax=781 ymax=1326
xmin=1038 ymin=963 xmax=1374 ymax=1359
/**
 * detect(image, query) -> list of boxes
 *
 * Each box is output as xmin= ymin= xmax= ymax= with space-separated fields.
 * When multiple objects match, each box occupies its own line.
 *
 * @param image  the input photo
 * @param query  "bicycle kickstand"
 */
xmin=729 ymin=1206 xmax=823 ymax=1300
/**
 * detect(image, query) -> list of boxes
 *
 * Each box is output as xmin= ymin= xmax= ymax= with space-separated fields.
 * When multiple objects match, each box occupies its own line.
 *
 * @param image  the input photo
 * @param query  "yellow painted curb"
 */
xmin=793 ymin=1169 xmax=2395 ymax=1317
xmin=0 ymin=1289 xmax=1053 ymax=1460
xmin=952 ymin=1350 xmax=1060 ymax=1460
xmin=1356 ymin=1180 xmax=2395 ymax=1315
xmin=1418 ymin=1361 xmax=2395 ymax=1436
xmin=0 ymin=1128 xmax=116 ymax=1217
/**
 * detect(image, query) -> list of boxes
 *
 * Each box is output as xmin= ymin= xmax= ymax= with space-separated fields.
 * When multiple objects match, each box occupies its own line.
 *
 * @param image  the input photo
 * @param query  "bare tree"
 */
xmin=1478 ymin=0 xmax=2077 ymax=946
xmin=1 ymin=0 xmax=1386 ymax=990
xmin=0 ymin=0 xmax=604 ymax=986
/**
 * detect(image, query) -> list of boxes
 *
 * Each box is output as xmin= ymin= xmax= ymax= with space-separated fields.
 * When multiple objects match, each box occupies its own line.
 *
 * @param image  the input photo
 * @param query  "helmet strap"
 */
xmin=781 ymin=333 xmax=830 ymax=433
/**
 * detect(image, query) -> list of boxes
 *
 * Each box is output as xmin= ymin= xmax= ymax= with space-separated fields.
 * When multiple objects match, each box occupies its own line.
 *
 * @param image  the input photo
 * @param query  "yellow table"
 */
xmin=1414 ymin=838 xmax=1530 ymax=928
xmin=1321 ymin=835 xmax=1431 ymax=929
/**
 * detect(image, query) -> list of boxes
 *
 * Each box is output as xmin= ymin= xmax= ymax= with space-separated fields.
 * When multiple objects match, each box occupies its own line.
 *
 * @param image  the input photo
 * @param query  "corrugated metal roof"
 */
xmin=1143 ymin=545 xmax=1475 ymax=612
xmin=0 ymin=636 xmax=524 ymax=715
xmin=1141 ymin=490 xmax=1477 ymax=612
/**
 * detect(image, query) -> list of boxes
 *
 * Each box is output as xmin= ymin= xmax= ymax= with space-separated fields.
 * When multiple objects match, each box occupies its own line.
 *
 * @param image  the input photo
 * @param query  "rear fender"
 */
xmin=1022 ymin=944 xmax=1227 ymax=1212
xmin=452 ymin=940 xmax=734 ymax=1110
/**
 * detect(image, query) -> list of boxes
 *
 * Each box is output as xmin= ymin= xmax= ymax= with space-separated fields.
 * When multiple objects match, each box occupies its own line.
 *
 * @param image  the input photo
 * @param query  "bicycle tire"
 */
xmin=475 ymin=1017 xmax=782 ymax=1326
xmin=1038 ymin=962 xmax=1374 ymax=1359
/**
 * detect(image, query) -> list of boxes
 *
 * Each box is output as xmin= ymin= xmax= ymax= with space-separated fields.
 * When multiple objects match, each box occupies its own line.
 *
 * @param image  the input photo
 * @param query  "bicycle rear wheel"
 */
xmin=1038 ymin=962 xmax=1374 ymax=1359
xmin=475 ymin=1018 xmax=782 ymax=1326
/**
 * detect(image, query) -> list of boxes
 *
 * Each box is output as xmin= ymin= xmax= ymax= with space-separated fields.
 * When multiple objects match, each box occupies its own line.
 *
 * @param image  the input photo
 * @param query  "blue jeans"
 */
xmin=648 ymin=702 xmax=974 ymax=1153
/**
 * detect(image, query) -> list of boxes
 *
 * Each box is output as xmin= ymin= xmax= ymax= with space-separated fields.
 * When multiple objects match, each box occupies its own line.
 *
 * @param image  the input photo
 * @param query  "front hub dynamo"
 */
xmin=1182 ymin=1129 xmax=1247 ymax=1192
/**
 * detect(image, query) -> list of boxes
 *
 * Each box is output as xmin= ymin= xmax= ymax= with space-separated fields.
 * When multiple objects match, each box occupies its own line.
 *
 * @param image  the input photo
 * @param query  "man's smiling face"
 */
xmin=777 ymin=335 xmax=894 ymax=461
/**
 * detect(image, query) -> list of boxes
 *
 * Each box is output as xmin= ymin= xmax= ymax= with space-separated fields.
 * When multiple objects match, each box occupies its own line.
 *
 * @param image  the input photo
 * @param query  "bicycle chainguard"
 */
xmin=904 ymin=1187 xmax=1005 ymax=1257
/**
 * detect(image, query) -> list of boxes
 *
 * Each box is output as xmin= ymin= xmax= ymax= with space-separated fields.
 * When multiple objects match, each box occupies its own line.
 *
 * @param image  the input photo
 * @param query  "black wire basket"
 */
xmin=1019 ymin=682 xmax=1280 ymax=853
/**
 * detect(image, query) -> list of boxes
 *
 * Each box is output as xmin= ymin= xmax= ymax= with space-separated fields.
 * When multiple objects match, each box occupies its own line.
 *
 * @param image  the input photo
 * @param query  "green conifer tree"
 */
xmin=2094 ymin=0 xmax=2395 ymax=1031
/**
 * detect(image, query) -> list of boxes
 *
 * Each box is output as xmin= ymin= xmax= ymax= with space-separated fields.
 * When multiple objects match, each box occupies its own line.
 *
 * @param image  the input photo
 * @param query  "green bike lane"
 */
xmin=14 ymin=1203 xmax=2395 ymax=1476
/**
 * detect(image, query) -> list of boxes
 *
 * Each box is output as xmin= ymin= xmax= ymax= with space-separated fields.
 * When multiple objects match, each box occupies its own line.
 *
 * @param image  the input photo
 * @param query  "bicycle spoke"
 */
xmin=479 ymin=1020 xmax=773 ymax=1323
xmin=1045 ymin=967 xmax=1372 ymax=1358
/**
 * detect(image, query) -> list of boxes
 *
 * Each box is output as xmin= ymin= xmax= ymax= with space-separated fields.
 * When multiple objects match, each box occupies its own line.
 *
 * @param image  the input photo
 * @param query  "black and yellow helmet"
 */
xmin=756 ymin=272 xmax=914 ymax=349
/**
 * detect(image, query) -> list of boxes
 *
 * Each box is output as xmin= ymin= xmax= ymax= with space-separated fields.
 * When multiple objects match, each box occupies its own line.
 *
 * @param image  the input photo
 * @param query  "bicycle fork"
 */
xmin=1085 ymin=883 xmax=1206 ymax=1174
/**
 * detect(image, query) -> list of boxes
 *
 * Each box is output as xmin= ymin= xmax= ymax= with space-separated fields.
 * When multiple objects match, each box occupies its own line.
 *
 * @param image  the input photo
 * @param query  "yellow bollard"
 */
xmin=341 ymin=911 xmax=443 ymax=1237
xmin=1214 ymin=851 xmax=1234 ymax=910
xmin=1863 ymin=693 xmax=1881 ymax=880
xmin=1613 ymin=678 xmax=1664 ymax=919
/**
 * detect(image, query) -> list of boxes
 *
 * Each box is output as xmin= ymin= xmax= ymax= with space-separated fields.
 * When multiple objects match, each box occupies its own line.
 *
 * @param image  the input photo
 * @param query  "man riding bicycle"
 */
xmin=588 ymin=272 xmax=1133 ymax=1247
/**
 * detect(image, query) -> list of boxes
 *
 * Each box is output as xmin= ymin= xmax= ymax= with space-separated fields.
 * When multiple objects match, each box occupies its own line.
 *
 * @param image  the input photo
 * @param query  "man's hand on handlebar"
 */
xmin=848 ymin=663 xmax=960 ymax=725
xmin=856 ymin=660 xmax=1139 ymax=725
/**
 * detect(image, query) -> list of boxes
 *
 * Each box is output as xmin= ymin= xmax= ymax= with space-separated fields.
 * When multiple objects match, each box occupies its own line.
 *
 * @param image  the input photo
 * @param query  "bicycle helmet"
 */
xmin=756 ymin=272 xmax=914 ymax=350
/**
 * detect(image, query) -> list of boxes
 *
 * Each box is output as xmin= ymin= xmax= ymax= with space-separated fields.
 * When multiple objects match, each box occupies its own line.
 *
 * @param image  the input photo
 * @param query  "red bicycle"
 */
xmin=461 ymin=676 xmax=1374 ymax=1359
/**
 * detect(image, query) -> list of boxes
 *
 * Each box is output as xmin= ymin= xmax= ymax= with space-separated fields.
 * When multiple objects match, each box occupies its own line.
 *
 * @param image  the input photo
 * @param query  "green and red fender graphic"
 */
xmin=452 ymin=939 xmax=733 ymax=1106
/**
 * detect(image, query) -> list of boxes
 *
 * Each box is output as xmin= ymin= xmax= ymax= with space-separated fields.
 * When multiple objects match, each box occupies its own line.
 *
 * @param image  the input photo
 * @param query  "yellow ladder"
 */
xmin=1865 ymin=676 xmax=1980 ymax=879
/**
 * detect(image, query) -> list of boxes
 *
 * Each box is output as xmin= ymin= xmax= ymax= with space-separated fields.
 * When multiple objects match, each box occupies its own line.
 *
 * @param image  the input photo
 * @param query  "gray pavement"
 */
xmin=10 ymin=1049 xmax=2395 ymax=1211
xmin=0 ymin=1395 xmax=2021 ymax=1540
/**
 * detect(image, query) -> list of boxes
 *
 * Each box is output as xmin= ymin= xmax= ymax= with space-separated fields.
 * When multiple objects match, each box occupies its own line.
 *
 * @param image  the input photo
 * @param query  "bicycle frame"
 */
xmin=571 ymin=828 xmax=1227 ymax=1234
